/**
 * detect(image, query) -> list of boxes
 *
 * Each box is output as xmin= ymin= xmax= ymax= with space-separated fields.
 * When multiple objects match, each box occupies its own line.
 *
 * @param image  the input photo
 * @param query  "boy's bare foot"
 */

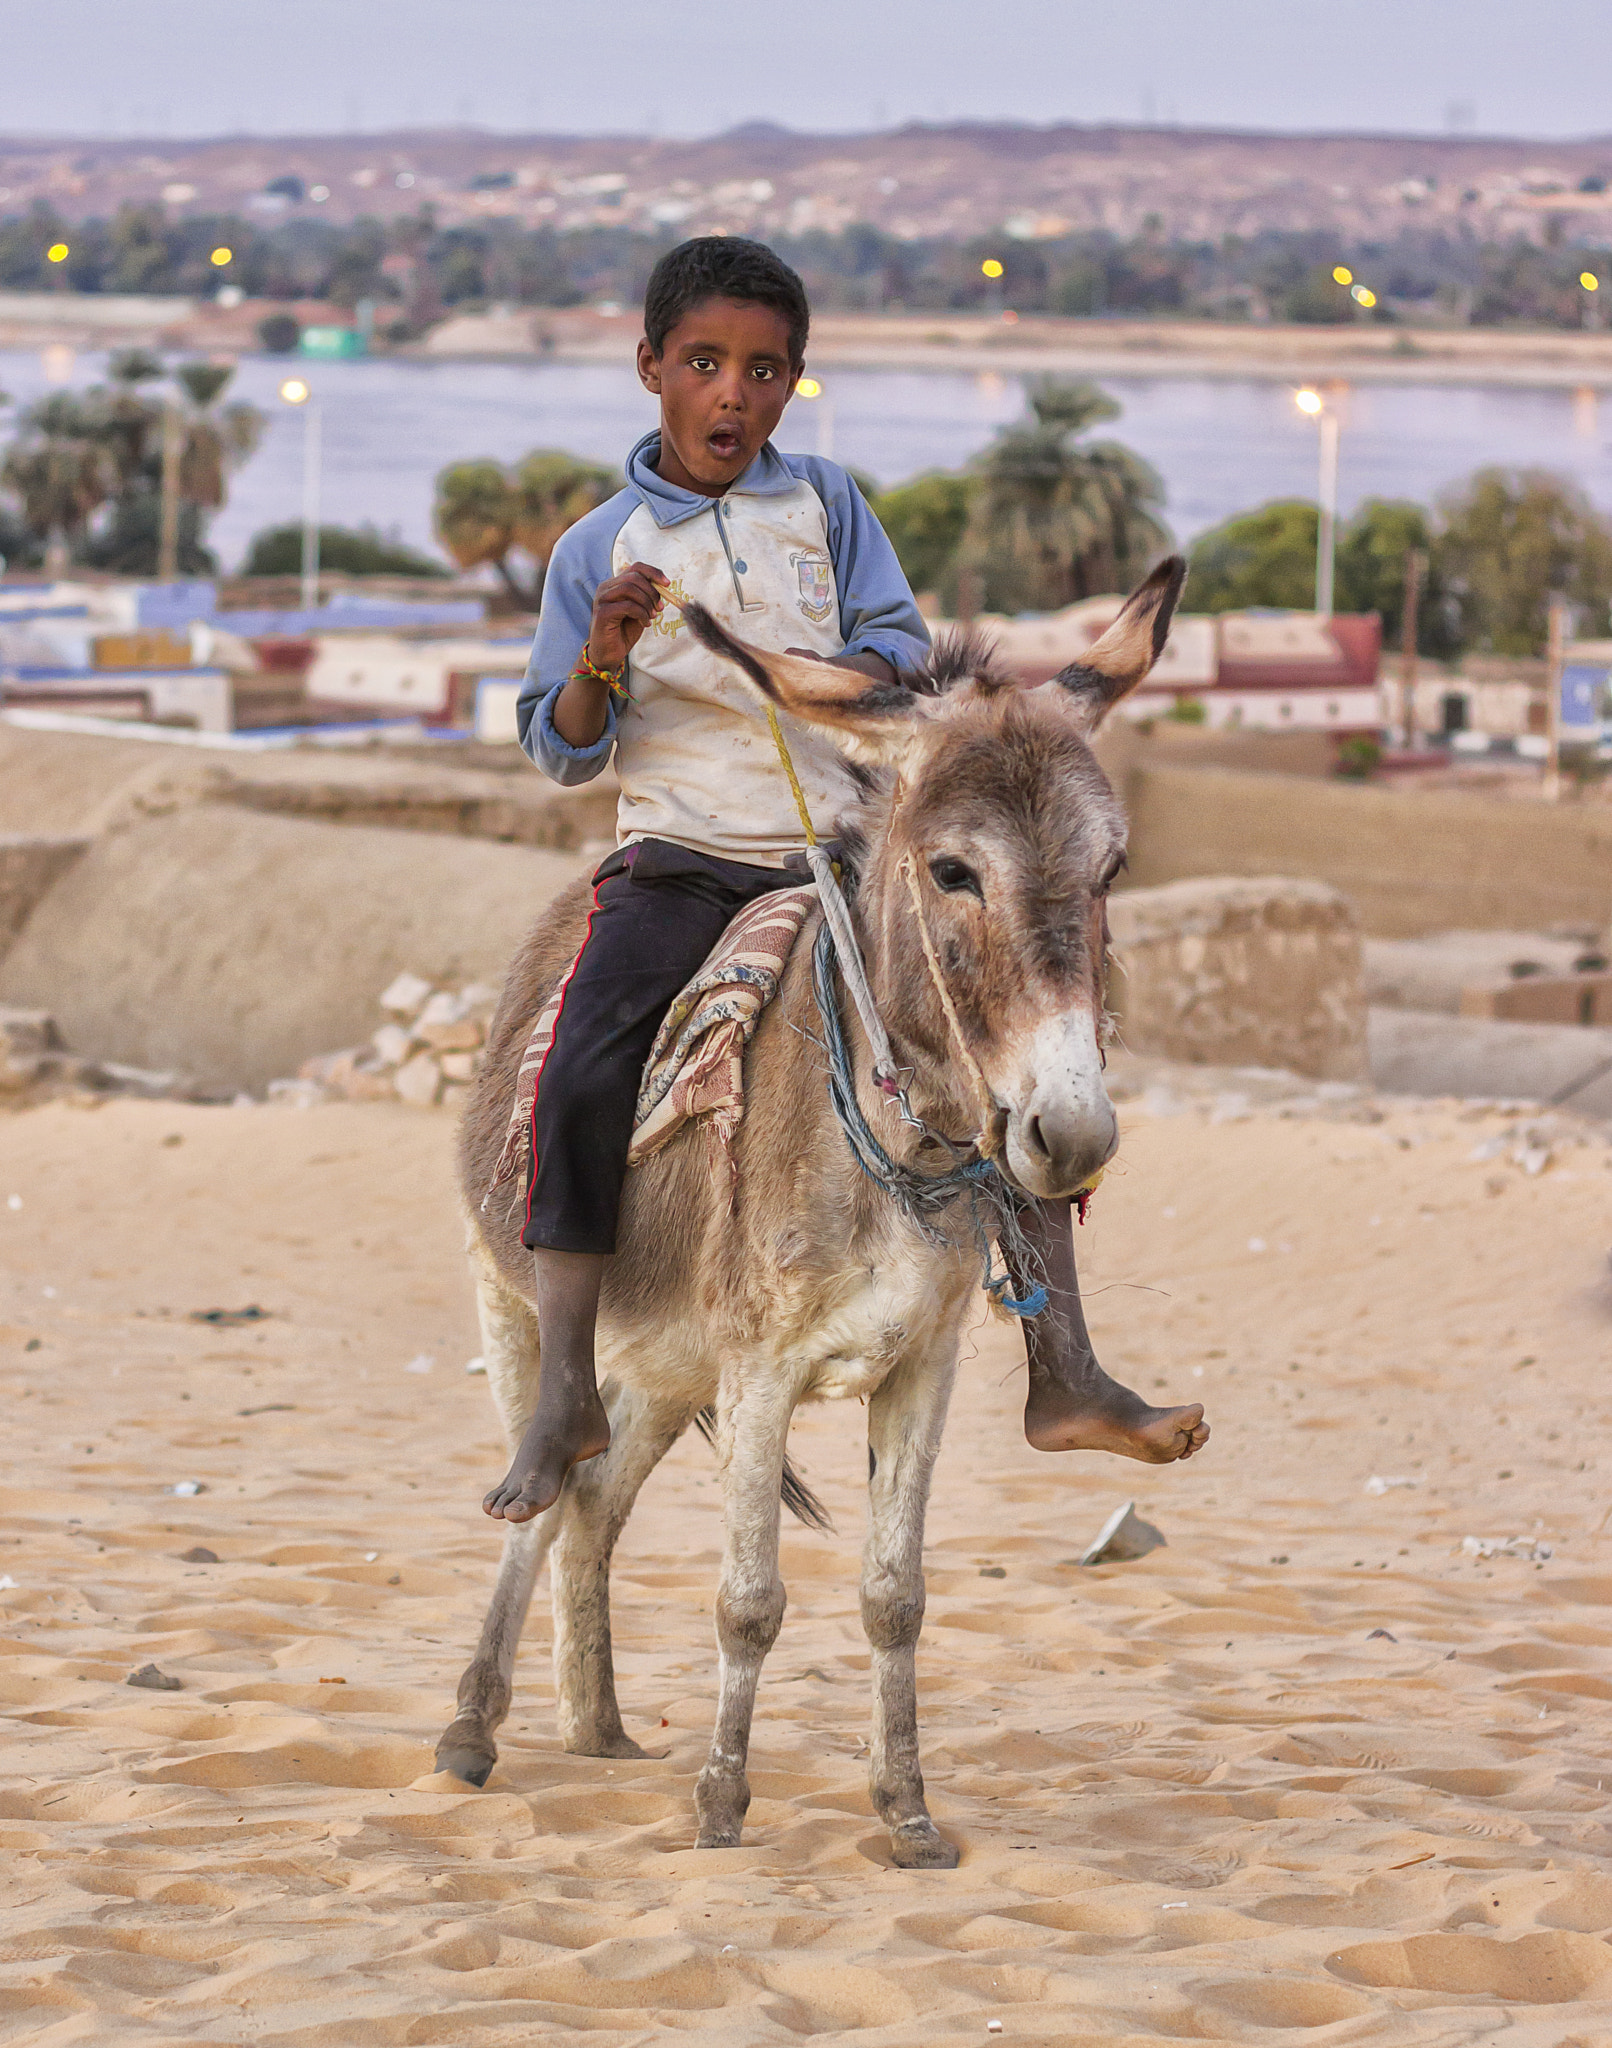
xmin=1025 ymin=1362 xmax=1208 ymax=1462
xmin=1005 ymin=1195 xmax=1210 ymax=1465
xmin=484 ymin=1384 xmax=611 ymax=1521
xmin=482 ymin=1247 xmax=610 ymax=1523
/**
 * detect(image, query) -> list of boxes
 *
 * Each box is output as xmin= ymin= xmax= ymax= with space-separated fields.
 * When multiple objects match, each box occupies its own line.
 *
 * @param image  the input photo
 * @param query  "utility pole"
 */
xmin=1315 ymin=405 xmax=1339 ymax=619
xmin=299 ymin=398 xmax=322 ymax=613
xmin=1544 ymin=592 xmax=1567 ymax=802
xmin=1400 ymin=548 xmax=1423 ymax=748
xmin=157 ymin=400 xmax=182 ymax=580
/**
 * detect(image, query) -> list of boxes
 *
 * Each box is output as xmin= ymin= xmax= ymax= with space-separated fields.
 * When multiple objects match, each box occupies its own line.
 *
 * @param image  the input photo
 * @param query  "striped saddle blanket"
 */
xmin=489 ymin=884 xmax=816 ymax=1202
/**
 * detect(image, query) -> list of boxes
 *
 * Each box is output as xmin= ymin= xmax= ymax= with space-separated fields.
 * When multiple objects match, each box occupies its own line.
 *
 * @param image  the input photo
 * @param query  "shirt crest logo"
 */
xmin=791 ymin=549 xmax=834 ymax=623
xmin=647 ymin=574 xmax=690 ymax=637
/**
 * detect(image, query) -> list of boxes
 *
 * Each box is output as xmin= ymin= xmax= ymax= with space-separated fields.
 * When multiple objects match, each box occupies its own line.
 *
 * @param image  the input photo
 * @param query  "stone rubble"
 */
xmin=279 ymin=976 xmax=500 ymax=1109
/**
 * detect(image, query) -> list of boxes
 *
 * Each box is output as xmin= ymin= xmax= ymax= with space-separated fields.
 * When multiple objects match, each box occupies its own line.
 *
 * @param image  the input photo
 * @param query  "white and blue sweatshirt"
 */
xmin=517 ymin=431 xmax=931 ymax=867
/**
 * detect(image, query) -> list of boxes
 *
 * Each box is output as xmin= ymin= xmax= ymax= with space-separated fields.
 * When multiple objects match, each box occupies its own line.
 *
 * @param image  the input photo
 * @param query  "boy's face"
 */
xmin=637 ymin=296 xmax=800 ymax=497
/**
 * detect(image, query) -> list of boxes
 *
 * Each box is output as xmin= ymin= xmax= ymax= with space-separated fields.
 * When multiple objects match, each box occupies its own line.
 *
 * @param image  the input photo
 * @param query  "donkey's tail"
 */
xmin=694 ymin=1406 xmax=833 ymax=1533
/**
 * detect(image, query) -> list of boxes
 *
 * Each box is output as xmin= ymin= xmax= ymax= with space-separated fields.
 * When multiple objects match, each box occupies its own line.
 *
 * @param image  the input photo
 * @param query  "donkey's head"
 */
xmin=684 ymin=557 xmax=1185 ymax=1200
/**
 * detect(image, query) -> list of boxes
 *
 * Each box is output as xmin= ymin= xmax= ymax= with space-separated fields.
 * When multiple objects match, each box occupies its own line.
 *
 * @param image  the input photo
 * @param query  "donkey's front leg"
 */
xmin=863 ymin=1343 xmax=960 ymax=1868
xmin=694 ymin=1376 xmax=794 ymax=1849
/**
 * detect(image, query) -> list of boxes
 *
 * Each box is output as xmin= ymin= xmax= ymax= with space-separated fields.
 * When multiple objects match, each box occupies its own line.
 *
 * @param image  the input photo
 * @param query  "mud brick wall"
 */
xmin=1107 ymin=876 xmax=1367 ymax=1081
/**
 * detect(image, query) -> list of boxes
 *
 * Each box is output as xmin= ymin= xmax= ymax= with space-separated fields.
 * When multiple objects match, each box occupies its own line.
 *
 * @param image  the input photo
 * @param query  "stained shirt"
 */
xmin=517 ymin=431 xmax=930 ymax=866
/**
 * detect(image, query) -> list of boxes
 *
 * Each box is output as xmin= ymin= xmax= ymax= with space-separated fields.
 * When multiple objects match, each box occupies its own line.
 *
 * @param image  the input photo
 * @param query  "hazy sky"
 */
xmin=2 ymin=0 xmax=1609 ymax=142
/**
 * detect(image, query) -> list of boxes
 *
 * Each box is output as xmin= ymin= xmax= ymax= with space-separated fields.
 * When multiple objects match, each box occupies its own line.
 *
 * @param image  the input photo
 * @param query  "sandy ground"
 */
xmin=3 ymin=1085 xmax=1612 ymax=2046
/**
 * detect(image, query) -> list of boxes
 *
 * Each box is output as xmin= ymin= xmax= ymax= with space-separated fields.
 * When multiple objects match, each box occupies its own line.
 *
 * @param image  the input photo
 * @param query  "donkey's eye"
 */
xmin=1098 ymin=852 xmax=1128 ymax=893
xmin=929 ymin=856 xmax=982 ymax=899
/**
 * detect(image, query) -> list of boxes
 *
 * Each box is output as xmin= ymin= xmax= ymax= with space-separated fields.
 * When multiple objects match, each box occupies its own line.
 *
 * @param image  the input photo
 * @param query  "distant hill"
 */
xmin=4 ymin=121 xmax=1611 ymax=243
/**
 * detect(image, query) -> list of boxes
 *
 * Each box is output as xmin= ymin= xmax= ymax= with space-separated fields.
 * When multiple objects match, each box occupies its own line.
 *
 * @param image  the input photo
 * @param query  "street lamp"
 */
xmin=1581 ymin=269 xmax=1602 ymax=329
xmin=793 ymin=375 xmax=834 ymax=461
xmin=1295 ymin=386 xmax=1341 ymax=618
xmin=278 ymin=376 xmax=322 ymax=612
xmin=981 ymin=255 xmax=1005 ymax=318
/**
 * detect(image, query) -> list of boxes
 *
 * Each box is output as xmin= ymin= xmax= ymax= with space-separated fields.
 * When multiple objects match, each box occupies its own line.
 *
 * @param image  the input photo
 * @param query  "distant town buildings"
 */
xmin=3 ymin=124 xmax=1610 ymax=249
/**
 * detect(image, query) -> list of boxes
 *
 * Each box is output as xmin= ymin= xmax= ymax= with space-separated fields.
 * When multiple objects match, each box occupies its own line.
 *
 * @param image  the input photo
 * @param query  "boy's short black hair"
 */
xmin=643 ymin=237 xmax=810 ymax=367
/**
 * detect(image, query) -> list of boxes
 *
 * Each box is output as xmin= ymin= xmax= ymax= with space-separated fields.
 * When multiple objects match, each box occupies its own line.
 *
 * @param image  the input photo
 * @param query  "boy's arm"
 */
xmin=516 ymin=506 xmax=663 ymax=783
xmin=792 ymin=458 xmax=933 ymax=681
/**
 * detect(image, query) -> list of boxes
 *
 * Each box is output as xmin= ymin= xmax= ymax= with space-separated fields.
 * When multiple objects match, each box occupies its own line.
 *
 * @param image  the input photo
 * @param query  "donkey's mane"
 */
xmin=905 ymin=627 xmax=1012 ymax=698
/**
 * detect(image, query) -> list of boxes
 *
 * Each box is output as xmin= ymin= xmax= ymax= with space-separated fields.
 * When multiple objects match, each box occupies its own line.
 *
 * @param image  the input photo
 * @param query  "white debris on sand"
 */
xmin=1460 ymin=1534 xmax=1555 ymax=1562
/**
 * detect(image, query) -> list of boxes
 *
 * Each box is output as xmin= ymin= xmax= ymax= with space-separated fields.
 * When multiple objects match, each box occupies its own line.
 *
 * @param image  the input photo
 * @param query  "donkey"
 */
xmin=440 ymin=556 xmax=1187 ymax=1868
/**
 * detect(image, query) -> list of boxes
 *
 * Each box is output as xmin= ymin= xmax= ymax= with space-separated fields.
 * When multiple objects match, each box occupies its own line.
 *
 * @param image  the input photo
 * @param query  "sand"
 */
xmin=3 ymin=1083 xmax=1612 ymax=2044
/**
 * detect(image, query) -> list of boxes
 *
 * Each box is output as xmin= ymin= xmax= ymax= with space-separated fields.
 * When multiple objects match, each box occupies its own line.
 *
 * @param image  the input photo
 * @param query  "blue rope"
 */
xmin=810 ymin=917 xmax=1045 ymax=1319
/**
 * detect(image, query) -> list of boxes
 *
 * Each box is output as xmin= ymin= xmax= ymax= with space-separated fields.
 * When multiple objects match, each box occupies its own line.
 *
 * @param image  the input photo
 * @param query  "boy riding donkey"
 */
xmin=488 ymin=237 xmax=1208 ymax=1524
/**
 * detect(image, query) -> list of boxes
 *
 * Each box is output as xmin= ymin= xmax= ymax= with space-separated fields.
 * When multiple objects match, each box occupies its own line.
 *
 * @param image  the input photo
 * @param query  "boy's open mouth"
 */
xmin=706 ymin=424 xmax=745 ymax=462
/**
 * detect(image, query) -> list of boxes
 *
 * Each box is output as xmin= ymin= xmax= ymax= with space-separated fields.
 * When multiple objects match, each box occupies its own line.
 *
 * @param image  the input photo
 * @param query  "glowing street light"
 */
xmin=1294 ymin=386 xmax=1341 ymax=618
xmin=46 ymin=242 xmax=69 ymax=263
xmin=980 ymin=258 xmax=1005 ymax=279
xmin=1350 ymin=283 xmax=1377 ymax=308
xmin=210 ymin=246 xmax=233 ymax=267
xmin=1582 ymin=271 xmax=1601 ymax=292
xmin=792 ymin=375 xmax=833 ymax=459
xmin=278 ymin=376 xmax=322 ymax=610
xmin=1332 ymin=265 xmax=1353 ymax=286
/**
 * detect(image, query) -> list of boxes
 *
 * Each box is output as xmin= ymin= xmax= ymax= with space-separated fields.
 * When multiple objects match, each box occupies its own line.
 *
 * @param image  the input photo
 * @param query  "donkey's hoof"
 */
xmin=695 ymin=1826 xmax=744 ymax=1850
xmin=435 ymin=1741 xmax=496 ymax=1788
xmin=566 ymin=1729 xmax=652 ymax=1762
xmin=889 ymin=1818 xmax=959 ymax=1869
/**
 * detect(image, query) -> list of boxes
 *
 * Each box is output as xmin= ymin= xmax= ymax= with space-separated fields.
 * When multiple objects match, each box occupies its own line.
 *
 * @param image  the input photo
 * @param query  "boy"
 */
xmin=487 ymin=237 xmax=1206 ymax=1525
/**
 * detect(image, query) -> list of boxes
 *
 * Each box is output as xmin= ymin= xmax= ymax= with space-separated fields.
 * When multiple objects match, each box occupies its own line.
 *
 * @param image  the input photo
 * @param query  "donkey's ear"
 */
xmin=681 ymin=602 xmax=931 ymax=767
xmin=1053 ymin=555 xmax=1187 ymax=731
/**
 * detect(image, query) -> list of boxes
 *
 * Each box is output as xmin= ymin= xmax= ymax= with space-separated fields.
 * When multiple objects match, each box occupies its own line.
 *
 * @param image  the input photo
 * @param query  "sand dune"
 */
xmin=3 ymin=1083 xmax=1612 ymax=2043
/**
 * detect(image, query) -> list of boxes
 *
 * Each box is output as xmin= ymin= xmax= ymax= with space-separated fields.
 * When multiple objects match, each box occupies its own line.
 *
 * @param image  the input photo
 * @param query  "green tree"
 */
xmin=1433 ymin=467 xmax=1612 ymax=654
xmin=434 ymin=449 xmax=616 ymax=607
xmin=1187 ymin=499 xmax=1319 ymax=612
xmin=947 ymin=379 xmax=1170 ymax=614
xmin=242 ymin=522 xmax=449 ymax=577
xmin=1334 ymin=498 xmax=1456 ymax=651
xmin=872 ymin=472 xmax=975 ymax=596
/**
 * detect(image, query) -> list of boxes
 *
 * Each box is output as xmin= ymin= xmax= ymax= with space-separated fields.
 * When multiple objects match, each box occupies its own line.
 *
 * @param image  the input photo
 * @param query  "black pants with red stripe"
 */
xmin=522 ymin=837 xmax=801 ymax=1255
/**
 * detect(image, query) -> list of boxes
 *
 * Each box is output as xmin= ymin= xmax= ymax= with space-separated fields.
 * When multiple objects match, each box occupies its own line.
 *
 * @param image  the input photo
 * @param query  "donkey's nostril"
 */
xmin=1025 ymin=1114 xmax=1051 ymax=1161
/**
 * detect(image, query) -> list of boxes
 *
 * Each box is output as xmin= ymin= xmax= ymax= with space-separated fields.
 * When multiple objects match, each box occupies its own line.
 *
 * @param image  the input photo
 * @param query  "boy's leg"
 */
xmin=483 ymin=1247 xmax=609 ymax=1523
xmin=1007 ymin=1198 xmax=1210 ymax=1464
xmin=487 ymin=847 xmax=785 ymax=1523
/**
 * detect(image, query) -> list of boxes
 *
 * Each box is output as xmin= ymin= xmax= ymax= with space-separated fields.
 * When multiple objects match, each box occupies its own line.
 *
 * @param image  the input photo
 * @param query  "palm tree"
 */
xmin=0 ymin=392 xmax=118 ymax=574
xmin=949 ymin=379 xmax=1171 ymax=615
xmin=435 ymin=450 xmax=615 ymax=608
xmin=171 ymin=362 xmax=263 ymax=511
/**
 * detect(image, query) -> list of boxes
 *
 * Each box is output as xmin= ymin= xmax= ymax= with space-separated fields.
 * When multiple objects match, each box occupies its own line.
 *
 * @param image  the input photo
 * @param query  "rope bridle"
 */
xmin=760 ymin=690 xmax=1060 ymax=1317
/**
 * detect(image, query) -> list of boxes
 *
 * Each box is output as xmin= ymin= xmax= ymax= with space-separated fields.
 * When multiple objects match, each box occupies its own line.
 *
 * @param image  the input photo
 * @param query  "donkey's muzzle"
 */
xmin=996 ymin=1012 xmax=1118 ymax=1200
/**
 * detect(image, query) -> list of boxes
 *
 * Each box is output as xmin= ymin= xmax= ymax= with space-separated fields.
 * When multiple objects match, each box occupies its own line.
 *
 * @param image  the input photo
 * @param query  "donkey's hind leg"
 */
xmin=863 ymin=1342 xmax=961 ymax=1868
xmin=550 ymin=1378 xmax=693 ymax=1759
xmin=437 ymin=1250 xmax=553 ymax=1787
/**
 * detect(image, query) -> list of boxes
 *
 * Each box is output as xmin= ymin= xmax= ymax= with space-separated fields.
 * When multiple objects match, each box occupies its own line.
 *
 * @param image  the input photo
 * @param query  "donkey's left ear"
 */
xmin=1053 ymin=555 xmax=1187 ymax=731
xmin=681 ymin=602 xmax=932 ymax=767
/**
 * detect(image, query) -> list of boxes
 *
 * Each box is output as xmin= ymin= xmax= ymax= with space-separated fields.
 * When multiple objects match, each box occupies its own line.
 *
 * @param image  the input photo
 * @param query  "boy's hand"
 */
xmin=587 ymin=563 xmax=669 ymax=669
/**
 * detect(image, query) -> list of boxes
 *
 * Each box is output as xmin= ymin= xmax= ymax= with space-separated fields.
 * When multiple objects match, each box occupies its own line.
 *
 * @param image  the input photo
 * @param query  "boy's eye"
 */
xmin=751 ymin=365 xmax=775 ymax=382
xmin=689 ymin=355 xmax=716 ymax=371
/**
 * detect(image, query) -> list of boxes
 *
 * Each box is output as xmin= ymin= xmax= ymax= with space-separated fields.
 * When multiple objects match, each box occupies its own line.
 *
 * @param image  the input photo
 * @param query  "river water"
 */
xmin=2 ymin=347 xmax=1608 ymax=574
